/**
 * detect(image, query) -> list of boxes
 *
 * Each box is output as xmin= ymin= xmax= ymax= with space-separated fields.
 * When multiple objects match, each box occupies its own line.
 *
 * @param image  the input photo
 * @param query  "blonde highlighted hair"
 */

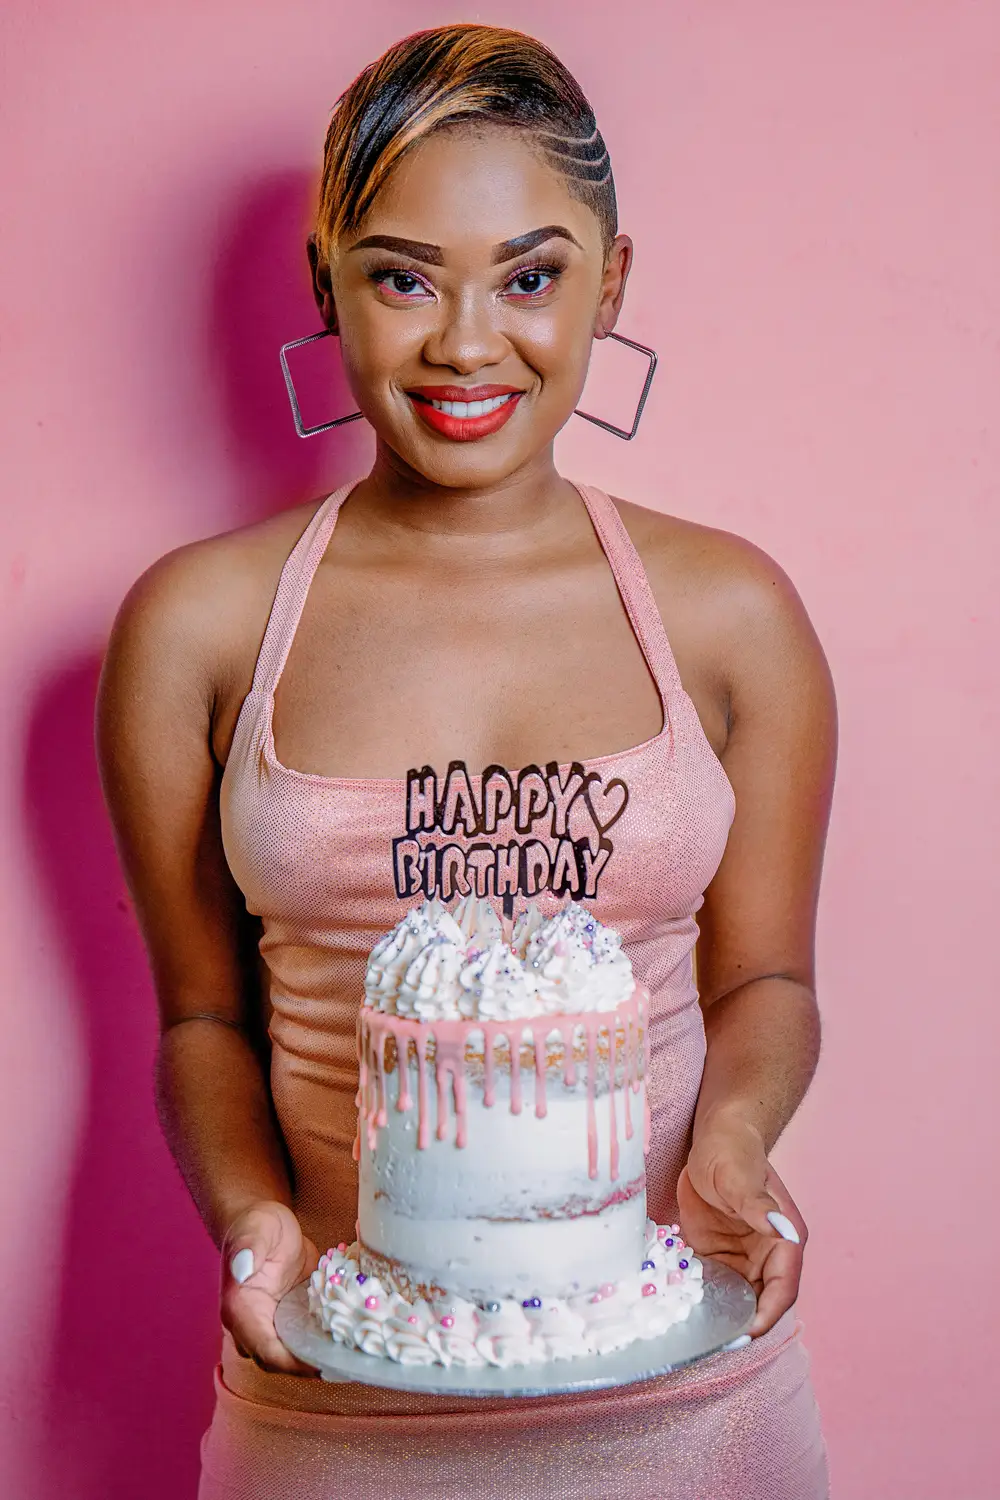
xmin=315 ymin=25 xmax=616 ymax=261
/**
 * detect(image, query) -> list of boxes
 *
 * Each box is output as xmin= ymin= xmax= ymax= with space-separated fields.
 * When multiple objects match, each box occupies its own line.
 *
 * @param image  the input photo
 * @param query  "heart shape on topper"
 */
xmin=582 ymin=775 xmax=630 ymax=836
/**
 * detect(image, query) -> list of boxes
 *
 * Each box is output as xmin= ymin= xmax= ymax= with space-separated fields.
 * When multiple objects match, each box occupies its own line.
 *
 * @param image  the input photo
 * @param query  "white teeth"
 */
xmin=426 ymin=393 xmax=514 ymax=417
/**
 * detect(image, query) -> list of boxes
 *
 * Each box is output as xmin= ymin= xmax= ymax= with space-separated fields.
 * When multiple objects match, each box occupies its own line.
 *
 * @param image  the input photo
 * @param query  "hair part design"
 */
xmin=316 ymin=25 xmax=617 ymax=262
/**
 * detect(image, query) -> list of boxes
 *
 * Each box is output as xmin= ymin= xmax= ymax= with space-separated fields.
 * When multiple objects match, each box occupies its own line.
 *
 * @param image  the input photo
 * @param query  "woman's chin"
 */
xmin=382 ymin=432 xmax=551 ymax=490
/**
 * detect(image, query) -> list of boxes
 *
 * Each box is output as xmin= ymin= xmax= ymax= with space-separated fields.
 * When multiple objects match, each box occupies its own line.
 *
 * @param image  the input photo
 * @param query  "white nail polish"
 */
xmin=231 ymin=1247 xmax=255 ymax=1284
xmin=767 ymin=1211 xmax=801 ymax=1244
xmin=722 ymin=1334 xmax=752 ymax=1352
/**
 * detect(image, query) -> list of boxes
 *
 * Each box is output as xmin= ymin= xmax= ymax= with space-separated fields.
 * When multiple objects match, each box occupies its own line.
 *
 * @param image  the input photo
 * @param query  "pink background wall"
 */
xmin=2 ymin=3 xmax=997 ymax=1495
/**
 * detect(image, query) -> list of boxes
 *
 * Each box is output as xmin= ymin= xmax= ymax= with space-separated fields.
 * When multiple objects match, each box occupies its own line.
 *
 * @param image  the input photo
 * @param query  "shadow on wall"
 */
xmin=23 ymin=173 xmax=370 ymax=1498
xmin=25 ymin=657 xmax=219 ymax=1500
xmin=205 ymin=168 xmax=370 ymax=525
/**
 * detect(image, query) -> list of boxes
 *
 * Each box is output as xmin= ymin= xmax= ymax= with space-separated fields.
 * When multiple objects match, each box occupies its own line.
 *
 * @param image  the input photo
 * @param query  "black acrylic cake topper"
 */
xmin=392 ymin=759 xmax=630 ymax=904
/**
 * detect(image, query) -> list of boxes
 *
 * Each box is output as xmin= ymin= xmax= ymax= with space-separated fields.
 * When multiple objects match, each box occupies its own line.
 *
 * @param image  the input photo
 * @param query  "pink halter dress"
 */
xmin=200 ymin=481 xmax=829 ymax=1499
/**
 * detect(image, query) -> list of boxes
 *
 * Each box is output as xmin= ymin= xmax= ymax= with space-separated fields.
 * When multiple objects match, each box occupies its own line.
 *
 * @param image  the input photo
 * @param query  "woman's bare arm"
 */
xmin=97 ymin=542 xmax=315 ymax=1370
xmin=683 ymin=538 xmax=836 ymax=1332
xmin=694 ymin=542 xmax=836 ymax=1150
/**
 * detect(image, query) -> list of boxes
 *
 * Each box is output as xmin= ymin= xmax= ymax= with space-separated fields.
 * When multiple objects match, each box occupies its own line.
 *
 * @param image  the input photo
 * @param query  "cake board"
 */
xmin=275 ymin=1258 xmax=755 ymax=1398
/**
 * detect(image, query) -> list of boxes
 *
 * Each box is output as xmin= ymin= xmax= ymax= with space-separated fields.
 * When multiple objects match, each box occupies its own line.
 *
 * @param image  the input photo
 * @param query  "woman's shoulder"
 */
xmin=103 ymin=497 xmax=326 ymax=697
xmin=605 ymin=493 xmax=831 ymax=699
xmin=609 ymin=493 xmax=815 ymax=645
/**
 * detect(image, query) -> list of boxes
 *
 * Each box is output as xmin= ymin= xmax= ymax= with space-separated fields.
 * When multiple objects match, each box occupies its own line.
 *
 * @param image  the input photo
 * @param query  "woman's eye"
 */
xmin=506 ymin=268 xmax=557 ymax=299
xmin=374 ymin=270 xmax=430 ymax=299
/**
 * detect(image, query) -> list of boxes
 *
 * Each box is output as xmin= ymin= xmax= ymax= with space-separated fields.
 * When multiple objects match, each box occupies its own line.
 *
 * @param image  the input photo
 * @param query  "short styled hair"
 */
xmin=315 ymin=24 xmax=617 ymax=261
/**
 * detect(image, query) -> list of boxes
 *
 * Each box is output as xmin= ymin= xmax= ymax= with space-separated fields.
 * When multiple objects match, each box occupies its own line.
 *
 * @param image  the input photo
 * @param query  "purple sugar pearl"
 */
xmin=678 ymin=1259 xmax=689 ymax=1270
xmin=356 ymin=1273 xmax=367 ymax=1285
xmin=641 ymin=1260 xmax=656 ymax=1271
xmin=522 ymin=1297 xmax=542 ymax=1309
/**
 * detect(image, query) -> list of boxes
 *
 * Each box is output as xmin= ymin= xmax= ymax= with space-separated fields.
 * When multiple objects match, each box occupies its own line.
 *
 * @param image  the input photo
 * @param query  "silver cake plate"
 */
xmin=275 ymin=1259 xmax=756 ymax=1398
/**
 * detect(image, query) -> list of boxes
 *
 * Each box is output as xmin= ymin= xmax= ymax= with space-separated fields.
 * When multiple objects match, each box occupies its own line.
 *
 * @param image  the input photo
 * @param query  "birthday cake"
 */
xmin=308 ymin=897 xmax=704 ymax=1368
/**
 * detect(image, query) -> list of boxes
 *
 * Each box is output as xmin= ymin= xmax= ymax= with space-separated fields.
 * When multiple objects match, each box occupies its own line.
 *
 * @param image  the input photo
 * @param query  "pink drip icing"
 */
xmin=585 ymin=1021 xmax=599 ymax=1180
xmin=356 ymin=986 xmax=650 ymax=1181
xmin=415 ymin=1031 xmax=429 ymax=1150
xmin=375 ymin=1028 xmax=388 ymax=1128
xmin=483 ymin=1030 xmax=496 ymax=1108
xmin=562 ymin=1020 xmax=576 ymax=1087
xmin=608 ymin=1021 xmax=619 ymax=1181
xmin=621 ymin=1010 xmax=633 ymax=1141
xmin=395 ymin=1027 xmax=411 ymax=1112
xmin=509 ymin=1031 xmax=522 ymax=1116
xmin=533 ymin=1025 xmax=547 ymax=1119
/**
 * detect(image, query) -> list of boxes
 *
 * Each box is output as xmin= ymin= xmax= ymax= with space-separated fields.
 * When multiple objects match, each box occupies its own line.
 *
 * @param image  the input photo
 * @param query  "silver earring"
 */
xmin=574 ymin=331 xmax=658 ymax=440
xmin=279 ymin=329 xmax=363 ymax=438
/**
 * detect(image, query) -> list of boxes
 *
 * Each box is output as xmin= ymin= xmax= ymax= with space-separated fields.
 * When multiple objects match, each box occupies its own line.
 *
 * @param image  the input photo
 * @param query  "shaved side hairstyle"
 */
xmin=315 ymin=24 xmax=617 ymax=261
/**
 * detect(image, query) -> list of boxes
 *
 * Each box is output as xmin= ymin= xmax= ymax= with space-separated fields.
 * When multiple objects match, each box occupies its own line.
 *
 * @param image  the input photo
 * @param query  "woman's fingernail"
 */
xmin=722 ymin=1334 xmax=752 ymax=1352
xmin=230 ymin=1248 xmax=255 ymax=1284
xmin=767 ymin=1211 xmax=801 ymax=1244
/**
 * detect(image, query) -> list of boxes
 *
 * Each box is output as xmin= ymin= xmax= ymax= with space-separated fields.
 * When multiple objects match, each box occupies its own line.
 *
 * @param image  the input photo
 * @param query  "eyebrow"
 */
xmin=347 ymin=224 xmax=583 ymax=267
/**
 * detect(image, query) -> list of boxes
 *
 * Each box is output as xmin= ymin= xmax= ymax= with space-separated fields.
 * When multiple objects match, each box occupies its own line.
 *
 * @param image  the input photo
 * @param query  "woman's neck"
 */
xmin=349 ymin=443 xmax=582 ymax=548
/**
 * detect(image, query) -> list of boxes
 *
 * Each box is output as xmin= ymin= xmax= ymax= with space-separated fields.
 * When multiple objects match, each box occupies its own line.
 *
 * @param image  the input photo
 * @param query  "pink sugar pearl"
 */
xmin=440 ymin=1315 xmax=455 ymax=1329
xmin=599 ymin=1283 xmax=615 ymax=1298
xmin=407 ymin=1315 xmax=419 ymax=1326
xmin=331 ymin=1272 xmax=343 ymax=1285
xmin=656 ymin=1226 xmax=667 ymax=1239
xmin=642 ymin=1283 xmax=657 ymax=1297
xmin=364 ymin=1295 xmax=379 ymax=1310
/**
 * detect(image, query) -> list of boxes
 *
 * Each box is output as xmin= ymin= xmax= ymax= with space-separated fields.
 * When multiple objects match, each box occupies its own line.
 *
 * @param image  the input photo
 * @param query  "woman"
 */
xmin=98 ymin=24 xmax=834 ymax=1499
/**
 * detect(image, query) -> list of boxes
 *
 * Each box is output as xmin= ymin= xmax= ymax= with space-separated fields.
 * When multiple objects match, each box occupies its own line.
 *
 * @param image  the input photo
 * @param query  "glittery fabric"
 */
xmin=202 ymin=482 xmax=828 ymax=1498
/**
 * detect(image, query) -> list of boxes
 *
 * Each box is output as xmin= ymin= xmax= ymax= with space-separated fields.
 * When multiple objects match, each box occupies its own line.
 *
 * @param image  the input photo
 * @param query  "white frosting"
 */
xmin=357 ymin=1071 xmax=647 ymax=1302
xmin=309 ymin=1220 xmax=704 ymax=1369
xmin=364 ymin=896 xmax=634 ymax=1022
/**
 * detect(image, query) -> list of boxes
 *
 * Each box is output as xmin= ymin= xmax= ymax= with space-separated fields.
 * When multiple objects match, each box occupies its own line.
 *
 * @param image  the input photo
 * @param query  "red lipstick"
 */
xmin=406 ymin=384 xmax=524 ymax=442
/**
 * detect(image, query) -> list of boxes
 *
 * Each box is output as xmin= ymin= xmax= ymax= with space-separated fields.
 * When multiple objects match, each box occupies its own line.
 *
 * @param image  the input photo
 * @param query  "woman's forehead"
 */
xmin=343 ymin=127 xmax=604 ymax=260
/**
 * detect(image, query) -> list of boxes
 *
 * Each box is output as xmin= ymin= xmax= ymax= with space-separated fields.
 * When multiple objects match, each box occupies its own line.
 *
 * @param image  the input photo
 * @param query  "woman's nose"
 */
xmin=422 ymin=289 xmax=508 ymax=374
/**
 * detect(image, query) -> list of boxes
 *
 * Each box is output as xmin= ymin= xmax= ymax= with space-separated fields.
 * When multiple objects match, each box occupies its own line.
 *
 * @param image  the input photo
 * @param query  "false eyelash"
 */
xmin=364 ymin=262 xmax=433 ymax=291
xmin=501 ymin=258 xmax=566 ymax=291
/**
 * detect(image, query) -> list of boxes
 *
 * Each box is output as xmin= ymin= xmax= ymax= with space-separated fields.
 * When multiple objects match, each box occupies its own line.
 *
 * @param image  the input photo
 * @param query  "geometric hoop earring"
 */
xmin=573 ymin=331 xmax=658 ymax=441
xmin=278 ymin=329 xmax=363 ymax=438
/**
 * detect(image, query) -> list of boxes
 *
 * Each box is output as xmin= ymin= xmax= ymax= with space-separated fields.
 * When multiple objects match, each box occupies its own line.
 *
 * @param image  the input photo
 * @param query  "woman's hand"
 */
xmin=221 ymin=1200 xmax=321 ymax=1375
xmin=677 ymin=1117 xmax=807 ymax=1337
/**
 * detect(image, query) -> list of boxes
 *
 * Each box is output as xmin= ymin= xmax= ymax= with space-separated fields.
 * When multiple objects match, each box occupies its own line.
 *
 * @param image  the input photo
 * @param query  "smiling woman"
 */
xmin=96 ymin=21 xmax=833 ymax=1500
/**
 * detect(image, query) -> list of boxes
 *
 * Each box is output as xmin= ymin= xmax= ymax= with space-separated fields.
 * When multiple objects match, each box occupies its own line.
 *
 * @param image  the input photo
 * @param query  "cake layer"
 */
xmin=356 ymin=988 xmax=650 ymax=1303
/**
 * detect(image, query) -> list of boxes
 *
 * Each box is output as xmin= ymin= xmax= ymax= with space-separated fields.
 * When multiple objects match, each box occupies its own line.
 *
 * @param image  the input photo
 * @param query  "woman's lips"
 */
xmin=407 ymin=385 xmax=524 ymax=442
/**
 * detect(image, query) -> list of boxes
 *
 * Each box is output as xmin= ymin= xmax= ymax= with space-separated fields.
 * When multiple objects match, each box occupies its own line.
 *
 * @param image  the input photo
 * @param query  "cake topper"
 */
xmin=391 ymin=759 xmax=630 ymax=903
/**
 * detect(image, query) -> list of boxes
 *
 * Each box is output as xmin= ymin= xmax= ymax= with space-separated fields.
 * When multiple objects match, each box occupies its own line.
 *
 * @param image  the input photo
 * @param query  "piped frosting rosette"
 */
xmin=364 ymin=895 xmax=635 ymax=1024
xmin=308 ymin=1219 xmax=704 ymax=1370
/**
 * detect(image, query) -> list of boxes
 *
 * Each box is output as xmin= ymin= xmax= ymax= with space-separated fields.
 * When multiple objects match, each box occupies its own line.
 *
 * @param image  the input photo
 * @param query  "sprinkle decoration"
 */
xmin=356 ymin=1273 xmax=367 ymax=1285
xmin=664 ymin=1237 xmax=675 ymax=1247
xmin=440 ymin=1315 xmax=455 ymax=1329
xmin=641 ymin=1260 xmax=655 ymax=1270
xmin=678 ymin=1259 xmax=689 ymax=1270
xmin=642 ymin=1283 xmax=656 ymax=1297
xmin=364 ymin=1295 xmax=379 ymax=1310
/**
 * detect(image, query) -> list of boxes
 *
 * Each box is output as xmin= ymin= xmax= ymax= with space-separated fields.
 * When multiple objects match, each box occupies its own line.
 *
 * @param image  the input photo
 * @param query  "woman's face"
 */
xmin=314 ymin=126 xmax=631 ymax=490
